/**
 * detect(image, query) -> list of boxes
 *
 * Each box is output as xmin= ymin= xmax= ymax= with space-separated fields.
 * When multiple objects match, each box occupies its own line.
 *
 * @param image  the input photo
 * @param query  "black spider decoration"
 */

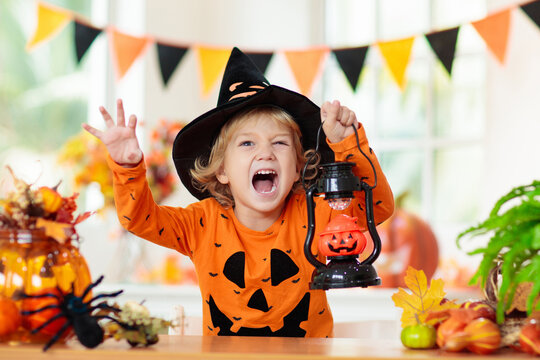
xmin=21 ymin=275 xmax=123 ymax=351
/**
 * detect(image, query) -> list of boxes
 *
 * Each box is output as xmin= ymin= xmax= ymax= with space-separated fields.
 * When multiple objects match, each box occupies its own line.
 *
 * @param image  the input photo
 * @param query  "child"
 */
xmin=83 ymin=48 xmax=394 ymax=337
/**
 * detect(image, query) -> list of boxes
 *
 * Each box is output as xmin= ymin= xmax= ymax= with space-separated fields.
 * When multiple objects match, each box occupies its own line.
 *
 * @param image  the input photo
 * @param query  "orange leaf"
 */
xmin=392 ymin=266 xmax=458 ymax=328
xmin=35 ymin=218 xmax=72 ymax=243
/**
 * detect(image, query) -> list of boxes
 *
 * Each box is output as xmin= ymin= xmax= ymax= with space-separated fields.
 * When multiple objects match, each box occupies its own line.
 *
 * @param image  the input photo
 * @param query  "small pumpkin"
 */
xmin=38 ymin=186 xmax=63 ymax=214
xmin=369 ymin=193 xmax=439 ymax=288
xmin=22 ymin=287 xmax=69 ymax=336
xmin=464 ymin=318 xmax=501 ymax=355
xmin=318 ymin=214 xmax=367 ymax=257
xmin=519 ymin=318 xmax=540 ymax=355
xmin=0 ymin=296 xmax=22 ymax=337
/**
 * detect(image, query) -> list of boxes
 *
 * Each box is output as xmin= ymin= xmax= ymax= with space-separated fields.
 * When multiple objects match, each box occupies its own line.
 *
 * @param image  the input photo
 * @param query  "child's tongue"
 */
xmin=254 ymin=179 xmax=274 ymax=193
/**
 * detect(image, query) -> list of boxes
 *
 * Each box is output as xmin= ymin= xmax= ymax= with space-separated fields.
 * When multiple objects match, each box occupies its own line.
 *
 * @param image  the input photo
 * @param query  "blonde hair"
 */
xmin=190 ymin=106 xmax=319 ymax=207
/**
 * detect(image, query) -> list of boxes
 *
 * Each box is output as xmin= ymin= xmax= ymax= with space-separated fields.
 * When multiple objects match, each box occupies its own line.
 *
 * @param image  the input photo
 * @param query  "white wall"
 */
xmin=484 ymin=0 xmax=540 ymax=211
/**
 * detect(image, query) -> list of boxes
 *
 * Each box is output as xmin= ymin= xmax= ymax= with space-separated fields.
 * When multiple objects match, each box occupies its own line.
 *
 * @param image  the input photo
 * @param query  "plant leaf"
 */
xmin=392 ymin=266 xmax=457 ymax=328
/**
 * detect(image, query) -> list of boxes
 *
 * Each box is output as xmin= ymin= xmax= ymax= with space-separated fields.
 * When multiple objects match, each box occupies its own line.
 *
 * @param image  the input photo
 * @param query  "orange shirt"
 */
xmin=108 ymin=127 xmax=394 ymax=337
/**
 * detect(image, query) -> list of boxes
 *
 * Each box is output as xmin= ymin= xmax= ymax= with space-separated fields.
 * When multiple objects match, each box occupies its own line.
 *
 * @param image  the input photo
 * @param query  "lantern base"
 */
xmin=309 ymin=256 xmax=381 ymax=290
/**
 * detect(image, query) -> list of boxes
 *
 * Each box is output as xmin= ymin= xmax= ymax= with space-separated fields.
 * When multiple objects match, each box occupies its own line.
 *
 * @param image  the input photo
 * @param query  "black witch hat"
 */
xmin=172 ymin=47 xmax=332 ymax=200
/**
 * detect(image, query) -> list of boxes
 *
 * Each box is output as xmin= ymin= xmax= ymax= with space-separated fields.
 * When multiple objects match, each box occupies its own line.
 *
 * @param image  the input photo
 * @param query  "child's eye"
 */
xmin=273 ymin=140 xmax=289 ymax=146
xmin=239 ymin=140 xmax=254 ymax=147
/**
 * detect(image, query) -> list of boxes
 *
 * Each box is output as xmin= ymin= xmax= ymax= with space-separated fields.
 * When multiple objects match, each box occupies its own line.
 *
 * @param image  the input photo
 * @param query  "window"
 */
xmin=0 ymin=0 xmax=92 ymax=185
xmin=323 ymin=0 xmax=488 ymax=281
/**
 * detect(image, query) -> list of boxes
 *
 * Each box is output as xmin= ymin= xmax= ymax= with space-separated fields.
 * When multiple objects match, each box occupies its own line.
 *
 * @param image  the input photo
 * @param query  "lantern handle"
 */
xmin=302 ymin=123 xmax=378 ymax=191
xmin=359 ymin=183 xmax=382 ymax=265
xmin=303 ymin=184 xmax=326 ymax=269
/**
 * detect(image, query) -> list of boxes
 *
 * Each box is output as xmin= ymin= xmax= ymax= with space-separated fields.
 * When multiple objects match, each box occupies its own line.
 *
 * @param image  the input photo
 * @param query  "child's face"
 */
xmin=217 ymin=114 xmax=300 ymax=220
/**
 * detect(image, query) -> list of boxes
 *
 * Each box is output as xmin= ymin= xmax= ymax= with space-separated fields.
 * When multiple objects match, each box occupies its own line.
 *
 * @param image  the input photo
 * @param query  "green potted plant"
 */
xmin=457 ymin=180 xmax=540 ymax=324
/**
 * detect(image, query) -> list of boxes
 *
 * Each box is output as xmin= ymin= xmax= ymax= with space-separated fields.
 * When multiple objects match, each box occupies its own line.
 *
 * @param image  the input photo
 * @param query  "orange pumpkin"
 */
xmin=22 ymin=287 xmax=69 ymax=336
xmin=0 ymin=296 xmax=22 ymax=337
xmin=366 ymin=195 xmax=438 ymax=287
xmin=319 ymin=215 xmax=367 ymax=257
xmin=38 ymin=186 xmax=63 ymax=214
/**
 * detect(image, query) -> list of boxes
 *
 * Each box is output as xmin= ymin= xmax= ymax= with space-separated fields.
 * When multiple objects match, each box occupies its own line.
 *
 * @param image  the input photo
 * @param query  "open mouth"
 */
xmin=252 ymin=170 xmax=277 ymax=194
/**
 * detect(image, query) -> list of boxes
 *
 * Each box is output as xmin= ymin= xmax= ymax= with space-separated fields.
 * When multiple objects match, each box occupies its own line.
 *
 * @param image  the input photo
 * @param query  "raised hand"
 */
xmin=320 ymin=100 xmax=359 ymax=144
xmin=82 ymin=99 xmax=143 ymax=167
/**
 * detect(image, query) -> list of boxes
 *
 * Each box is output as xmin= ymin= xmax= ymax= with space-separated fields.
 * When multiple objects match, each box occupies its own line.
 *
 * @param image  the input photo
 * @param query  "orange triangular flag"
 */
xmin=196 ymin=46 xmax=232 ymax=97
xmin=109 ymin=28 xmax=150 ymax=80
xmin=283 ymin=47 xmax=329 ymax=96
xmin=472 ymin=9 xmax=511 ymax=64
xmin=377 ymin=37 xmax=415 ymax=89
xmin=26 ymin=2 xmax=72 ymax=50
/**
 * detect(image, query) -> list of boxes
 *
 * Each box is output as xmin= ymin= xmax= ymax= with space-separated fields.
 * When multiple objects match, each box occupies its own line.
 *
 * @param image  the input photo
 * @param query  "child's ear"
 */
xmin=216 ymin=166 xmax=229 ymax=185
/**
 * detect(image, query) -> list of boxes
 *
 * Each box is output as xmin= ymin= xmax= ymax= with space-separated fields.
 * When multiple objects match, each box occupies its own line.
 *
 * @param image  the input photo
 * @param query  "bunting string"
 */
xmin=26 ymin=0 xmax=540 ymax=96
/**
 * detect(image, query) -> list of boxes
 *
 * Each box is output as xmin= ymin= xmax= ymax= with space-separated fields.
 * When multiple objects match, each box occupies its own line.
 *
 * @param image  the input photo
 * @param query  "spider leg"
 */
xmin=21 ymin=304 xmax=60 ymax=315
xmin=21 ymin=292 xmax=61 ymax=301
xmin=88 ymin=290 xmax=124 ymax=304
xmin=89 ymin=302 xmax=121 ymax=312
xmin=42 ymin=320 xmax=72 ymax=352
xmin=80 ymin=275 xmax=105 ymax=299
xmin=31 ymin=312 xmax=66 ymax=334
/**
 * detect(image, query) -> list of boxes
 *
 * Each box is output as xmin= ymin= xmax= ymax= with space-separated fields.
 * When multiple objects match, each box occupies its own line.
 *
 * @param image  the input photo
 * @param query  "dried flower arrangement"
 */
xmin=0 ymin=167 xmax=92 ymax=243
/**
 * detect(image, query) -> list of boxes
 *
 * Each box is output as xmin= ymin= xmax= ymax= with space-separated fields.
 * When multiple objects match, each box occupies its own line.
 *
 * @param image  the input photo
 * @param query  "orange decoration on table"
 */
xmin=22 ymin=287 xmax=69 ymax=337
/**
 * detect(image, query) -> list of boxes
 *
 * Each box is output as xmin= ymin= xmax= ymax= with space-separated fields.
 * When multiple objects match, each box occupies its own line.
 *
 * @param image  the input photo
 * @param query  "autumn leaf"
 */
xmin=392 ymin=266 xmax=458 ymax=328
xmin=36 ymin=218 xmax=73 ymax=243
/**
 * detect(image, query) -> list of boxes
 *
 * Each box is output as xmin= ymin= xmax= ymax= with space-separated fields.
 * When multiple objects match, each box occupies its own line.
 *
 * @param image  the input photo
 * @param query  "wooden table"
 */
xmin=0 ymin=335 xmax=531 ymax=360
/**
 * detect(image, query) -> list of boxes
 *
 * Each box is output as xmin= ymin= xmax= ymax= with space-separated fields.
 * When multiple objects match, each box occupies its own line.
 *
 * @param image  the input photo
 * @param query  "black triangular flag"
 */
xmin=521 ymin=0 xmax=540 ymax=29
xmin=245 ymin=51 xmax=274 ymax=74
xmin=74 ymin=21 xmax=102 ymax=64
xmin=425 ymin=27 xmax=460 ymax=76
xmin=156 ymin=42 xmax=188 ymax=87
xmin=332 ymin=46 xmax=369 ymax=91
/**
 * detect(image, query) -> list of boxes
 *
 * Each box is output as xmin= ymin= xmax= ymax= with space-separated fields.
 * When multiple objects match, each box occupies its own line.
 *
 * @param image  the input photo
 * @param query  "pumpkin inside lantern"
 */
xmin=318 ymin=215 xmax=367 ymax=257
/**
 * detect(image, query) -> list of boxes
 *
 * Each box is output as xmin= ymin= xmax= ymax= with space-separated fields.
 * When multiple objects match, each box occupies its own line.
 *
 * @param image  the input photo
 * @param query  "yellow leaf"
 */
xmin=36 ymin=218 xmax=72 ymax=243
xmin=392 ymin=266 xmax=458 ymax=328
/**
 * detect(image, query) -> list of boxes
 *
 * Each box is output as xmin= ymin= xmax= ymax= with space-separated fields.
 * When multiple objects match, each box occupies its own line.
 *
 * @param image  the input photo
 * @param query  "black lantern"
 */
xmin=303 ymin=129 xmax=382 ymax=290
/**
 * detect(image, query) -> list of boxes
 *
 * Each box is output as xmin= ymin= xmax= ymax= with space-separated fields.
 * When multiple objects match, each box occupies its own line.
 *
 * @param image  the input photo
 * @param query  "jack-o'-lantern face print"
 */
xmin=207 ymin=248 xmax=310 ymax=336
xmin=318 ymin=214 xmax=367 ymax=257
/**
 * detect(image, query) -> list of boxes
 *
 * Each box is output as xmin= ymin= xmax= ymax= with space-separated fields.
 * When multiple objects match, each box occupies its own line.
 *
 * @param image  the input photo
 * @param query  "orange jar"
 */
xmin=0 ymin=229 xmax=92 ymax=343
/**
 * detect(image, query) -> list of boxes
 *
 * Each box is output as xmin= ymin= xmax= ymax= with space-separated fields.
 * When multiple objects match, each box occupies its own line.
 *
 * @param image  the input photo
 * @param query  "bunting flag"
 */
xmin=26 ymin=2 xmax=71 ymax=50
xmin=472 ymin=9 xmax=512 ymax=64
xmin=74 ymin=21 xmax=102 ymax=64
xmin=378 ymin=37 xmax=415 ymax=89
xmin=156 ymin=42 xmax=188 ymax=86
xmin=425 ymin=27 xmax=460 ymax=76
xmin=245 ymin=51 xmax=274 ymax=74
xmin=109 ymin=28 xmax=150 ymax=80
xmin=332 ymin=46 xmax=369 ymax=91
xmin=283 ymin=47 xmax=329 ymax=96
xmin=196 ymin=46 xmax=231 ymax=97
xmin=24 ymin=1 xmax=540 ymax=93
xmin=520 ymin=0 xmax=540 ymax=28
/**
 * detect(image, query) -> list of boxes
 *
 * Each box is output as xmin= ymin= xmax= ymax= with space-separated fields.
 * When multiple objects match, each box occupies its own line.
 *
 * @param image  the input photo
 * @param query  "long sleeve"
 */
xmin=321 ymin=123 xmax=394 ymax=228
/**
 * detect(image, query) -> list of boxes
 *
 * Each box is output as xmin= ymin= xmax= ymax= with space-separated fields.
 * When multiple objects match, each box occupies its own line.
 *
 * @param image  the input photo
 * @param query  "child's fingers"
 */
xmin=127 ymin=114 xmax=137 ymax=130
xmin=321 ymin=100 xmax=341 ymax=124
xmin=116 ymin=99 xmax=126 ymax=127
xmin=82 ymin=123 xmax=103 ymax=140
xmin=99 ymin=106 xmax=115 ymax=128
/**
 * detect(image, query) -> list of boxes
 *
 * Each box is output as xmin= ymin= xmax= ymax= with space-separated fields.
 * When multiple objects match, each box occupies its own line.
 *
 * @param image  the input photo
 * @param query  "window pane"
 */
xmin=379 ymin=0 xmax=429 ymax=40
xmin=379 ymin=149 xmax=424 ymax=213
xmin=433 ymin=145 xmax=483 ymax=224
xmin=433 ymin=55 xmax=486 ymax=138
xmin=377 ymin=60 xmax=429 ymax=139
xmin=325 ymin=0 xmax=376 ymax=46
